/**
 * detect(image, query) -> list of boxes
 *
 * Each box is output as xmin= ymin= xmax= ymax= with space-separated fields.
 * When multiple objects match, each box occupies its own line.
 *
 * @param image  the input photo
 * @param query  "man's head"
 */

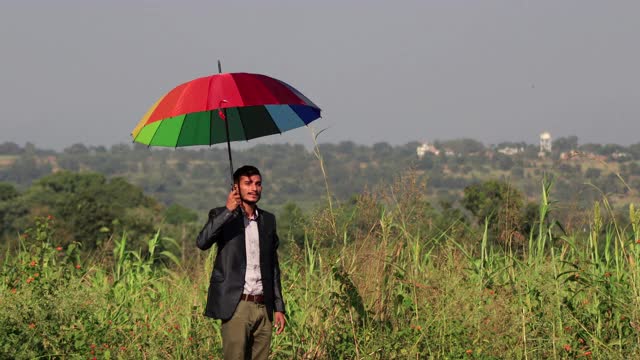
xmin=233 ymin=165 xmax=262 ymax=205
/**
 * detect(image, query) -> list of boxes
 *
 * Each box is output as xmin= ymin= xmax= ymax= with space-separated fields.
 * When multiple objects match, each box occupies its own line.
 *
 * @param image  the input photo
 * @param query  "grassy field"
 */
xmin=2 ymin=180 xmax=640 ymax=359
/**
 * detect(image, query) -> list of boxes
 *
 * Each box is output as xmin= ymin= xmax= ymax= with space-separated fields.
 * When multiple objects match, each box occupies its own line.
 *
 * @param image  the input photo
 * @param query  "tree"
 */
xmin=627 ymin=162 xmax=640 ymax=176
xmin=511 ymin=166 xmax=525 ymax=178
xmin=600 ymin=173 xmax=626 ymax=194
xmin=110 ymin=143 xmax=131 ymax=153
xmin=416 ymin=154 xmax=437 ymax=170
xmin=56 ymin=157 xmax=80 ymax=171
xmin=557 ymin=163 xmax=577 ymax=175
xmin=0 ymin=182 xmax=19 ymax=202
xmin=372 ymin=142 xmax=393 ymax=157
xmin=440 ymin=138 xmax=485 ymax=155
xmin=496 ymin=141 xmax=527 ymax=149
xmin=521 ymin=201 xmax=540 ymax=238
xmin=494 ymin=154 xmax=514 ymax=171
xmin=337 ymin=141 xmax=356 ymax=154
xmin=133 ymin=143 xmax=149 ymax=152
xmin=0 ymin=182 xmax=26 ymax=238
xmin=32 ymin=171 xmax=106 ymax=197
xmin=0 ymin=196 xmax=29 ymax=239
xmin=57 ymin=190 xmax=115 ymax=249
xmin=0 ymin=142 xmax=23 ymax=155
xmin=24 ymin=142 xmax=37 ymax=155
xmin=63 ymin=143 xmax=89 ymax=155
xmin=102 ymin=177 xmax=156 ymax=209
xmin=0 ymin=156 xmax=51 ymax=185
xmin=628 ymin=143 xmax=640 ymax=159
xmin=552 ymin=136 xmax=579 ymax=154
xmin=164 ymin=204 xmax=198 ymax=225
xmin=92 ymin=145 xmax=107 ymax=153
xmin=579 ymin=143 xmax=603 ymax=154
xmin=462 ymin=180 xmax=525 ymax=246
xmin=585 ymin=167 xmax=601 ymax=180
xmin=278 ymin=202 xmax=307 ymax=248
xmin=22 ymin=171 xmax=160 ymax=249
xmin=522 ymin=144 xmax=539 ymax=159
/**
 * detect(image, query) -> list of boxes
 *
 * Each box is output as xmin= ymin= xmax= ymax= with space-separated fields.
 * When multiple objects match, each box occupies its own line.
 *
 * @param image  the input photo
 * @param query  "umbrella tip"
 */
xmin=218 ymin=60 xmax=222 ymax=73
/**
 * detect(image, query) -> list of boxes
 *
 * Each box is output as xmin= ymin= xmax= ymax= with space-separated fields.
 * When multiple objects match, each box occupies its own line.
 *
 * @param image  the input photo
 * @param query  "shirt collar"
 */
xmin=241 ymin=207 xmax=259 ymax=221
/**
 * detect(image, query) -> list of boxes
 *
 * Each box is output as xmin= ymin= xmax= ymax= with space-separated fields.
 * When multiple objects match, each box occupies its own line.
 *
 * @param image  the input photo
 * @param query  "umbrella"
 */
xmin=131 ymin=62 xmax=321 ymax=182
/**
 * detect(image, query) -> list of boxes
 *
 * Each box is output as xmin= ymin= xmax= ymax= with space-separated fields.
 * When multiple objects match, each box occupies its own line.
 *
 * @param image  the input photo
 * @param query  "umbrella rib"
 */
xmin=237 ymin=107 xmax=249 ymax=141
xmin=275 ymin=108 xmax=282 ymax=135
xmin=208 ymin=76 xmax=214 ymax=146
xmin=266 ymin=106 xmax=281 ymax=136
xmin=174 ymin=114 xmax=187 ymax=148
xmin=146 ymin=117 xmax=167 ymax=147
xmin=230 ymin=73 xmax=247 ymax=107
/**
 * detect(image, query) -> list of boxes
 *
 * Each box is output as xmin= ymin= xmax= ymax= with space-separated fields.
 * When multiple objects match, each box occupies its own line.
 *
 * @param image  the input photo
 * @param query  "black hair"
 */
xmin=233 ymin=165 xmax=261 ymax=184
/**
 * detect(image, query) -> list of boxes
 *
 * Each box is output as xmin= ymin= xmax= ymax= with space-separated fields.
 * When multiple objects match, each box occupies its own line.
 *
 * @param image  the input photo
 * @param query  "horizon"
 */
xmin=2 ymin=133 xmax=636 ymax=154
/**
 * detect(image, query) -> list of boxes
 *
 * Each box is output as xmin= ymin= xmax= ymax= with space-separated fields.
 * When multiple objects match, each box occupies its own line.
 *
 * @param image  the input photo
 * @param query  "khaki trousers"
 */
xmin=221 ymin=300 xmax=272 ymax=360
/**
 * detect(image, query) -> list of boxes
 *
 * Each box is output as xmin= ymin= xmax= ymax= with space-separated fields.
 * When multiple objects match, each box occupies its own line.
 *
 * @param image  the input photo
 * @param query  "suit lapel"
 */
xmin=257 ymin=208 xmax=268 ymax=259
xmin=234 ymin=213 xmax=247 ymax=264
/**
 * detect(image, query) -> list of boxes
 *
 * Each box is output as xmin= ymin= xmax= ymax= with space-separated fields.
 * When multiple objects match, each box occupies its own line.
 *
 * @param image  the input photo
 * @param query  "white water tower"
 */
xmin=539 ymin=131 xmax=552 ymax=156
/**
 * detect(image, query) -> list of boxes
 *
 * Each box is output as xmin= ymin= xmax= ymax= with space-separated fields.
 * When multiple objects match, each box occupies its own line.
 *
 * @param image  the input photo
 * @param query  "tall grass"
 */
xmin=2 ymin=177 xmax=640 ymax=359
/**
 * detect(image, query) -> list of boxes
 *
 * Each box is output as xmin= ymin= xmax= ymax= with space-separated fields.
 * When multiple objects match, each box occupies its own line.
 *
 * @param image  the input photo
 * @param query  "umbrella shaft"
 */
xmin=223 ymin=108 xmax=234 ymax=184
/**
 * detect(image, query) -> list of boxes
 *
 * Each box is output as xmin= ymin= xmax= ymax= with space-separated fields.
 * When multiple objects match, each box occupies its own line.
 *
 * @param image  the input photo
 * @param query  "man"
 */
xmin=196 ymin=165 xmax=286 ymax=360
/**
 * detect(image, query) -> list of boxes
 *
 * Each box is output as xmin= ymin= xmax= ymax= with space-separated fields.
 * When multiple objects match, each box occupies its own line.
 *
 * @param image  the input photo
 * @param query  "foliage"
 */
xmin=553 ymin=135 xmax=579 ymax=154
xmin=164 ymin=204 xmax=198 ymax=225
xmin=0 ymin=218 xmax=214 ymax=359
xmin=0 ymin=172 xmax=193 ymax=254
xmin=277 ymin=202 xmax=308 ymax=248
xmin=2 ymin=177 xmax=640 ymax=358
xmin=0 ymin=156 xmax=52 ymax=184
xmin=436 ymin=138 xmax=486 ymax=155
xmin=462 ymin=179 xmax=525 ymax=246
xmin=1 ymin=139 xmax=639 ymax=226
xmin=0 ymin=182 xmax=19 ymax=202
xmin=0 ymin=183 xmax=29 ymax=243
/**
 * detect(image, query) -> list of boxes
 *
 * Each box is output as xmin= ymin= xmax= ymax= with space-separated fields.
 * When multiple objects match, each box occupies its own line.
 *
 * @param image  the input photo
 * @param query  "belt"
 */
xmin=240 ymin=293 xmax=264 ymax=304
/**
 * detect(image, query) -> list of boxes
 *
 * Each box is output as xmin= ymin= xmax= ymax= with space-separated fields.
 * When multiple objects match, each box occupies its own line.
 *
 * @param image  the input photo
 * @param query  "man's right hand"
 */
xmin=226 ymin=185 xmax=241 ymax=212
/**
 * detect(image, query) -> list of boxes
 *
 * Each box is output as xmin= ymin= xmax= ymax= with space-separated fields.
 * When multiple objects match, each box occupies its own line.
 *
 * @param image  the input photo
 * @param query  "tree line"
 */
xmin=0 ymin=137 xmax=637 ymax=253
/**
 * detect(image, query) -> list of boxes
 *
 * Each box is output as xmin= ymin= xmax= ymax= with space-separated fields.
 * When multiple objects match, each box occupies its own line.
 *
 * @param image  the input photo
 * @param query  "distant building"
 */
xmin=416 ymin=143 xmax=440 ymax=158
xmin=611 ymin=151 xmax=630 ymax=160
xmin=497 ymin=147 xmax=524 ymax=156
xmin=539 ymin=131 xmax=552 ymax=157
xmin=559 ymin=150 xmax=580 ymax=160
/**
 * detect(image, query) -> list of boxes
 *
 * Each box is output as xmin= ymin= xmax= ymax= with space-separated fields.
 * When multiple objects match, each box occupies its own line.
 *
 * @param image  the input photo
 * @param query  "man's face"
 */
xmin=237 ymin=174 xmax=262 ymax=205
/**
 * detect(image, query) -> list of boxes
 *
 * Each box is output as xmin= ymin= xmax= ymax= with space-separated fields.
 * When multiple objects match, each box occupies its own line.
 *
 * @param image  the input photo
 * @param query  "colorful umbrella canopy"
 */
xmin=131 ymin=72 xmax=321 ymax=147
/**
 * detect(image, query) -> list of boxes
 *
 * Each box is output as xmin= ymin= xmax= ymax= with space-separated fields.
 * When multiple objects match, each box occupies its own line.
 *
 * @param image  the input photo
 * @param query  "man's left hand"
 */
xmin=274 ymin=312 xmax=286 ymax=335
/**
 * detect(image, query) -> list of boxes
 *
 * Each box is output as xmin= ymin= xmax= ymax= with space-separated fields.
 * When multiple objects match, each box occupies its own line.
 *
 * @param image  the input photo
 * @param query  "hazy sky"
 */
xmin=1 ymin=0 xmax=638 ymax=150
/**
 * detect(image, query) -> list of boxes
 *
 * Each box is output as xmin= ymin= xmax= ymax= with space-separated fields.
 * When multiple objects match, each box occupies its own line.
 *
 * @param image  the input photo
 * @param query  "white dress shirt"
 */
xmin=243 ymin=209 xmax=263 ymax=295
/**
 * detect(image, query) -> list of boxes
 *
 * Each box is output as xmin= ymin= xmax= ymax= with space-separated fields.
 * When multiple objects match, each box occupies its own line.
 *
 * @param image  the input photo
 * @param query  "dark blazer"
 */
xmin=196 ymin=206 xmax=285 ymax=321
